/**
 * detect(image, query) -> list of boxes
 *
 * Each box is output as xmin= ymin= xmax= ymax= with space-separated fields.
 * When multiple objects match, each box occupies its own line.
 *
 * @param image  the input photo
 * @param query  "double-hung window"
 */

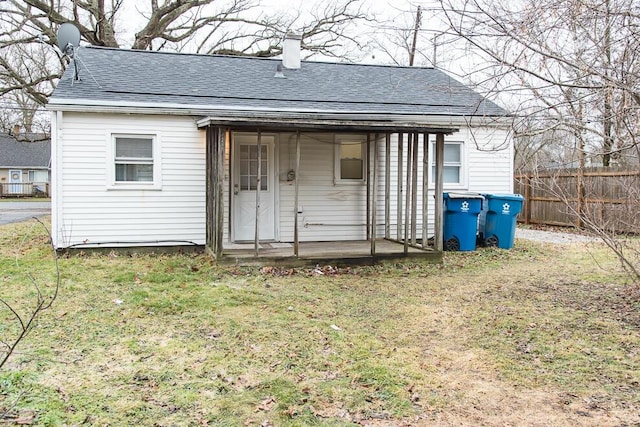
xmin=110 ymin=134 xmax=160 ymax=189
xmin=335 ymin=135 xmax=366 ymax=184
xmin=28 ymin=170 xmax=48 ymax=183
xmin=431 ymin=141 xmax=463 ymax=186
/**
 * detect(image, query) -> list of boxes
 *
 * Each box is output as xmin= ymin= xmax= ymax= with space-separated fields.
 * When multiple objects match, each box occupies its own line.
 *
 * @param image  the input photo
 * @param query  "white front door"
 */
xmin=9 ymin=169 xmax=22 ymax=194
xmin=232 ymin=134 xmax=276 ymax=242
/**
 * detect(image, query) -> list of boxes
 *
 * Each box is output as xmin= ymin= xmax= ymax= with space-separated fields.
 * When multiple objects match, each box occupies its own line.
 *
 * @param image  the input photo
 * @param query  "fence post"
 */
xmin=576 ymin=167 xmax=584 ymax=228
xmin=524 ymin=174 xmax=531 ymax=224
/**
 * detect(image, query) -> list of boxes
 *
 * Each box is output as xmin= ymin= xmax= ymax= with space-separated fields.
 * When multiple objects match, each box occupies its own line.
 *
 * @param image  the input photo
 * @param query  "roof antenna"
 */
xmin=56 ymin=22 xmax=81 ymax=81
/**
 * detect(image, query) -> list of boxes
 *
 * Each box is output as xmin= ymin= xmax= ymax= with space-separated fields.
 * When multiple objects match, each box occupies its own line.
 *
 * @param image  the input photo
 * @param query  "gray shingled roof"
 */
xmin=0 ymin=133 xmax=50 ymax=168
xmin=49 ymin=46 xmax=507 ymax=118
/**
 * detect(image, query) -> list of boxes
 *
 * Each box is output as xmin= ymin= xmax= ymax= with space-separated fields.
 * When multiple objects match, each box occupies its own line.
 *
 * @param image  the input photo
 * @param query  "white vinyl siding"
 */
xmin=277 ymin=133 xmax=368 ymax=242
xmin=373 ymin=128 xmax=512 ymax=240
xmin=225 ymin=127 xmax=511 ymax=244
xmin=52 ymin=113 xmax=205 ymax=248
xmin=52 ymin=112 xmax=511 ymax=248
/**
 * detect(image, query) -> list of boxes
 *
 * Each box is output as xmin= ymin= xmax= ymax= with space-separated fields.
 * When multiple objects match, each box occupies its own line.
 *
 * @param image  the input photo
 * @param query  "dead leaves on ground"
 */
xmin=259 ymin=264 xmax=345 ymax=277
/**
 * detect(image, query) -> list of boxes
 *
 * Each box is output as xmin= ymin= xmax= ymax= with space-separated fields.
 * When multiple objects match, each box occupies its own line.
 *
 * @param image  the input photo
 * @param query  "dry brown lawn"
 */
xmin=1 ymin=219 xmax=639 ymax=426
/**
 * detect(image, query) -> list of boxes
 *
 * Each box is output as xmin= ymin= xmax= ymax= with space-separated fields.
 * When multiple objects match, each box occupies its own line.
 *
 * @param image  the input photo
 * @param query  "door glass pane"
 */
xmin=239 ymin=144 xmax=268 ymax=191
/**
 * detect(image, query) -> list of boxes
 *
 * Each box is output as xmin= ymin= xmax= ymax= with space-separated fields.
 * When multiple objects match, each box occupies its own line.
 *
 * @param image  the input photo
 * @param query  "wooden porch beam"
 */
xmin=215 ymin=128 xmax=226 ymax=258
xmin=384 ymin=132 xmax=391 ymax=239
xmin=422 ymin=132 xmax=429 ymax=249
xmin=404 ymin=133 xmax=412 ymax=255
xmin=205 ymin=126 xmax=215 ymax=252
xmin=411 ymin=132 xmax=418 ymax=245
xmin=366 ymin=134 xmax=371 ymax=241
xmin=434 ymin=133 xmax=445 ymax=252
xmin=371 ymin=133 xmax=378 ymax=256
xmin=294 ymin=131 xmax=301 ymax=257
xmin=397 ymin=133 xmax=403 ymax=240
xmin=255 ymin=129 xmax=262 ymax=257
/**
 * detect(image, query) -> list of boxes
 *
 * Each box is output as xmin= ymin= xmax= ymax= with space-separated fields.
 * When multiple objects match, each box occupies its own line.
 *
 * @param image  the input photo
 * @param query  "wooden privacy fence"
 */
xmin=515 ymin=167 xmax=640 ymax=233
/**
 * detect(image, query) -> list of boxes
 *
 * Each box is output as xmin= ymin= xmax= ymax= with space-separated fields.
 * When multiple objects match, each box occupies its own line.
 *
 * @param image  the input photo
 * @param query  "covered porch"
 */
xmin=200 ymin=117 xmax=456 ymax=265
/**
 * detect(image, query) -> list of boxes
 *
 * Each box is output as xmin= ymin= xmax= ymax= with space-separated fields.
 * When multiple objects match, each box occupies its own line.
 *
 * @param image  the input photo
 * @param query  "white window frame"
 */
xmin=334 ymin=135 xmax=366 ymax=185
xmin=108 ymin=133 xmax=162 ymax=190
xmin=28 ymin=170 xmax=48 ymax=183
xmin=429 ymin=140 xmax=466 ymax=189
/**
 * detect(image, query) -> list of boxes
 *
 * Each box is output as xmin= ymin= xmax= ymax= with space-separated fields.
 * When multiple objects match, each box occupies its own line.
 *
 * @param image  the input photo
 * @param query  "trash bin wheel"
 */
xmin=485 ymin=235 xmax=499 ymax=247
xmin=445 ymin=237 xmax=460 ymax=251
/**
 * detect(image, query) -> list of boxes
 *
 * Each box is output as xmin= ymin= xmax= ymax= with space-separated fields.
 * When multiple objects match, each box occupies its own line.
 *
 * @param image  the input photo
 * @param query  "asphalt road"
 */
xmin=0 ymin=201 xmax=51 ymax=225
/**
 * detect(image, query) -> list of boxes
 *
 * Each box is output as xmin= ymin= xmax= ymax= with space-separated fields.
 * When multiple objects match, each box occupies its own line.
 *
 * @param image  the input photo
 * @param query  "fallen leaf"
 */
xmin=255 ymin=397 xmax=276 ymax=412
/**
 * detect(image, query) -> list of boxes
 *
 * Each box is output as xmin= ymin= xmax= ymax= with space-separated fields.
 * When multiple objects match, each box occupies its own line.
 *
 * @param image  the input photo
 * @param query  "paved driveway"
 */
xmin=0 ymin=201 xmax=51 ymax=225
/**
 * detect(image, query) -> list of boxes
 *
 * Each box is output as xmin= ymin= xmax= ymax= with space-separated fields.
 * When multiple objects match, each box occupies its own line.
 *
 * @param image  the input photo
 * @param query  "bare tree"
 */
xmin=0 ymin=0 xmax=373 ymax=130
xmin=439 ymin=0 xmax=640 ymax=169
xmin=369 ymin=3 xmax=457 ymax=68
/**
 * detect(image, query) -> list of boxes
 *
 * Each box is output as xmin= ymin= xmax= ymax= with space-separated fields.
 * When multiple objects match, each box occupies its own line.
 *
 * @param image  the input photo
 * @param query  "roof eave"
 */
xmin=196 ymin=116 xmax=459 ymax=134
xmin=47 ymin=98 xmax=512 ymax=128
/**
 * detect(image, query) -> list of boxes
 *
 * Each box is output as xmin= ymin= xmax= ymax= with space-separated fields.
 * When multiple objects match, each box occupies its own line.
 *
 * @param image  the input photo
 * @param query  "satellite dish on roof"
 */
xmin=57 ymin=23 xmax=81 ymax=58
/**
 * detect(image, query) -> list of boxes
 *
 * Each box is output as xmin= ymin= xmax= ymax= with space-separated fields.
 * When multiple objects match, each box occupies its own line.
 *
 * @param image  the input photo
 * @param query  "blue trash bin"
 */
xmin=480 ymin=194 xmax=524 ymax=249
xmin=443 ymin=192 xmax=484 ymax=251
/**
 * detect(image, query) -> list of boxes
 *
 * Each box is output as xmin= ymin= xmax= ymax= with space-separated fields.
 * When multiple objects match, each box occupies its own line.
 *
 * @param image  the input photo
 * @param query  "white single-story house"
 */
xmin=47 ymin=35 xmax=513 ymax=263
xmin=0 ymin=133 xmax=51 ymax=197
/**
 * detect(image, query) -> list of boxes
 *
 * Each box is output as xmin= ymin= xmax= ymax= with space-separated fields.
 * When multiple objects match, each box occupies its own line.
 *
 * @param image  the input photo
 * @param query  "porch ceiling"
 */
xmin=197 ymin=115 xmax=459 ymax=134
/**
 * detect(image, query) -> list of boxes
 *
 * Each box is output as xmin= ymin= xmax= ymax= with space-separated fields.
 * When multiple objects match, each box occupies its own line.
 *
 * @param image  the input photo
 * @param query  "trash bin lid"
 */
xmin=483 ymin=193 xmax=523 ymax=201
xmin=444 ymin=191 xmax=485 ymax=199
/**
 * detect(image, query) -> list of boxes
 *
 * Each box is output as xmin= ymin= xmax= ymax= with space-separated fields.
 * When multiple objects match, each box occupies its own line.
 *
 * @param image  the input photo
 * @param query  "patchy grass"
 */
xmin=1 ymin=219 xmax=639 ymax=426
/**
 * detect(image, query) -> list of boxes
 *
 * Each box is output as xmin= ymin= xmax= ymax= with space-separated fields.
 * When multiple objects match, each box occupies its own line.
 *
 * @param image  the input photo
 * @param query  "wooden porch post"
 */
xmin=384 ymin=132 xmax=391 ymax=239
xmin=422 ymin=133 xmax=429 ymax=248
xmin=294 ymin=131 xmax=301 ymax=257
xmin=371 ymin=133 xmax=378 ymax=255
xmin=216 ymin=128 xmax=226 ymax=258
xmin=254 ymin=129 xmax=262 ymax=257
xmin=206 ymin=126 xmax=226 ymax=258
xmin=411 ymin=132 xmax=418 ymax=245
xmin=404 ymin=133 xmax=412 ymax=254
xmin=434 ymin=133 xmax=445 ymax=252
xmin=205 ymin=126 xmax=215 ymax=252
xmin=397 ymin=133 xmax=403 ymax=240
xmin=366 ymin=134 xmax=371 ymax=241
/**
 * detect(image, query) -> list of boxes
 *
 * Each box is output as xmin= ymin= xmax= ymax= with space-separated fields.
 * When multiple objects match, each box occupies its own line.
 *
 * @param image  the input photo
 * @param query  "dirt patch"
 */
xmin=537 ymin=280 xmax=640 ymax=329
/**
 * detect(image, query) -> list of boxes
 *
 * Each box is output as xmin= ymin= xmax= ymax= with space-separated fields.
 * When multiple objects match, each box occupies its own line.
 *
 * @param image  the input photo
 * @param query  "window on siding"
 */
xmin=431 ymin=142 xmax=463 ymax=185
xmin=335 ymin=136 xmax=366 ymax=183
xmin=28 ymin=170 xmax=48 ymax=182
xmin=114 ymin=136 xmax=154 ymax=182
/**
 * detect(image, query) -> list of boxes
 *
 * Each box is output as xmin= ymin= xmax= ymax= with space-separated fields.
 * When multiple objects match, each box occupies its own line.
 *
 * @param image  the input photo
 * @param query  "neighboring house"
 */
xmin=47 ymin=36 xmax=513 ymax=261
xmin=0 ymin=133 xmax=51 ymax=197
